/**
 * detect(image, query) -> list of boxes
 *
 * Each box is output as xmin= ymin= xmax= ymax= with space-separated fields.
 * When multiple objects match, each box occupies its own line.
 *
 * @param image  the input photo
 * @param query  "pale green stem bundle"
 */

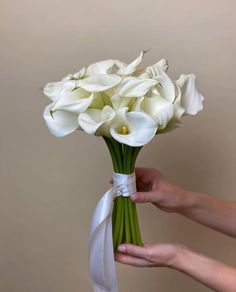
xmin=103 ymin=137 xmax=143 ymax=251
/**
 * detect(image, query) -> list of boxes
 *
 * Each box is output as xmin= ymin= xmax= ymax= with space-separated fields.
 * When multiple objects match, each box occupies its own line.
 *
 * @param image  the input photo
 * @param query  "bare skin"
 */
xmin=115 ymin=167 xmax=236 ymax=292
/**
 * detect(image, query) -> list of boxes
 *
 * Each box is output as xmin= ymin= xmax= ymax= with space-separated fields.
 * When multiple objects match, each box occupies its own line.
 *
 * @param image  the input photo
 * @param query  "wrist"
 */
xmin=178 ymin=189 xmax=201 ymax=216
xmin=168 ymin=244 xmax=191 ymax=270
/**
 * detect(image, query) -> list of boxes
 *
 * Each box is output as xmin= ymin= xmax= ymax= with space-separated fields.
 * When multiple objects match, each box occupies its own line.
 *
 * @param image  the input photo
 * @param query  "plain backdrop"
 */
xmin=1 ymin=0 xmax=236 ymax=291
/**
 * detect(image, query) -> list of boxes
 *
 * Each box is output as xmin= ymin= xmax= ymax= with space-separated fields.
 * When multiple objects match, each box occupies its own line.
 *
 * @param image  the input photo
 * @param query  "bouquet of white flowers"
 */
xmin=43 ymin=51 xmax=204 ymax=292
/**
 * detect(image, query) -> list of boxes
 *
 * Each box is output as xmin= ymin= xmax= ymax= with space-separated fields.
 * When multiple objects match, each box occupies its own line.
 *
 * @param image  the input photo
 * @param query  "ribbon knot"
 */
xmin=112 ymin=173 xmax=136 ymax=197
xmin=89 ymin=173 xmax=136 ymax=292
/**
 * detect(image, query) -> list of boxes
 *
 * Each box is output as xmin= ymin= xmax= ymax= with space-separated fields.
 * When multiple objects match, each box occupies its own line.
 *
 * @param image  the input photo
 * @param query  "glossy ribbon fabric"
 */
xmin=89 ymin=172 xmax=136 ymax=292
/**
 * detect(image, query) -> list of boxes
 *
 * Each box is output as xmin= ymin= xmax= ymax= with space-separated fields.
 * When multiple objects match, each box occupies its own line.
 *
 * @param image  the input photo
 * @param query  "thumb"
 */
xmin=131 ymin=191 xmax=156 ymax=204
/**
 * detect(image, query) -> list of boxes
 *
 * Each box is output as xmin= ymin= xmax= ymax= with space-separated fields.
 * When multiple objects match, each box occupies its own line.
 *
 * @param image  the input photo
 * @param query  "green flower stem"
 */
xmin=124 ymin=198 xmax=131 ymax=243
xmin=117 ymin=197 xmax=124 ymax=247
xmin=130 ymin=146 xmax=142 ymax=171
xmin=133 ymin=204 xmax=142 ymax=245
xmin=103 ymin=137 xmax=120 ymax=173
xmin=125 ymin=145 xmax=137 ymax=244
xmin=127 ymin=198 xmax=137 ymax=244
xmin=123 ymin=144 xmax=129 ymax=174
xmin=112 ymin=197 xmax=122 ymax=250
xmin=112 ymin=140 xmax=123 ymax=173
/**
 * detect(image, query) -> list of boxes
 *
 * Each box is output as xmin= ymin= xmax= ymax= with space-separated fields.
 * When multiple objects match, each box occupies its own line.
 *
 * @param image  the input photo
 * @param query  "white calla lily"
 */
xmin=62 ymin=67 xmax=86 ymax=81
xmin=78 ymin=105 xmax=115 ymax=136
xmin=110 ymin=107 xmax=157 ymax=146
xmin=173 ymin=83 xmax=185 ymax=120
xmin=158 ymin=84 xmax=185 ymax=133
xmin=116 ymin=51 xmax=145 ymax=75
xmin=85 ymin=51 xmax=145 ymax=77
xmin=78 ymin=74 xmax=121 ymax=92
xmin=176 ymin=74 xmax=204 ymax=115
xmin=118 ymin=76 xmax=157 ymax=98
xmin=155 ymin=59 xmax=169 ymax=72
xmin=146 ymin=58 xmax=168 ymax=76
xmin=43 ymin=53 xmax=204 ymax=142
xmin=43 ymin=81 xmax=66 ymax=101
xmin=134 ymin=96 xmax=174 ymax=129
xmin=86 ymin=60 xmax=114 ymax=76
xmin=52 ymin=82 xmax=93 ymax=113
xmin=43 ymin=68 xmax=86 ymax=101
xmin=154 ymin=69 xmax=176 ymax=102
xmin=43 ymin=103 xmax=79 ymax=137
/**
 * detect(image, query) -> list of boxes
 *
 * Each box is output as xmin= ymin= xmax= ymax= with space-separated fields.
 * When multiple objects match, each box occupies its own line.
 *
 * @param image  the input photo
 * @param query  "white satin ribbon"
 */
xmin=89 ymin=172 xmax=136 ymax=292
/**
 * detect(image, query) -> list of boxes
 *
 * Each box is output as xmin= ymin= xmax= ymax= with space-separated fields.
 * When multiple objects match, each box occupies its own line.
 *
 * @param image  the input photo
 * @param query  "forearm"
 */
xmin=171 ymin=246 xmax=236 ymax=292
xmin=180 ymin=191 xmax=236 ymax=237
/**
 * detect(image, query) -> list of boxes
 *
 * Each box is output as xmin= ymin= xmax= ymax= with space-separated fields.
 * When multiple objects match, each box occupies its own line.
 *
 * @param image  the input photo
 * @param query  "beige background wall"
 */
xmin=1 ymin=0 xmax=236 ymax=291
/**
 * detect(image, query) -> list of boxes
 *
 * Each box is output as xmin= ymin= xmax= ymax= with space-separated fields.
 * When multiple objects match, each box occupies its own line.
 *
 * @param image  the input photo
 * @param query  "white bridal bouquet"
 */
xmin=43 ymin=51 xmax=204 ymax=292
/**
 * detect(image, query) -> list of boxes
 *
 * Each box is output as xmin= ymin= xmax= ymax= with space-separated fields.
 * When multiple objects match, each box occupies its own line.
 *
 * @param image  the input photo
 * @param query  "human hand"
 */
xmin=115 ymin=243 xmax=184 ymax=268
xmin=131 ymin=167 xmax=194 ymax=214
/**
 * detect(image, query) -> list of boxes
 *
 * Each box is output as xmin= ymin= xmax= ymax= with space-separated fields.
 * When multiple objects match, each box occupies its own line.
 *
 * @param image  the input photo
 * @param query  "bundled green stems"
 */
xmin=103 ymin=136 xmax=143 ymax=251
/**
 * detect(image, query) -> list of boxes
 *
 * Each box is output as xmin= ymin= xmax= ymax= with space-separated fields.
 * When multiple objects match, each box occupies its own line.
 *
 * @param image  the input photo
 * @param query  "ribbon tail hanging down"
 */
xmin=89 ymin=173 xmax=136 ymax=292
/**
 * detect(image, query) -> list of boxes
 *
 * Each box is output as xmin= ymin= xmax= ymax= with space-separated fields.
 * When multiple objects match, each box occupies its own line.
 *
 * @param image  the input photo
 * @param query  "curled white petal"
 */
xmin=146 ymin=59 xmax=168 ymax=77
xmin=43 ymin=103 xmax=79 ymax=137
xmin=155 ymin=59 xmax=168 ymax=72
xmin=78 ymin=105 xmax=115 ymax=136
xmin=176 ymin=74 xmax=204 ymax=115
xmin=86 ymin=60 xmax=114 ymax=76
xmin=118 ymin=77 xmax=157 ymax=97
xmin=155 ymin=70 xmax=176 ymax=102
xmin=116 ymin=51 xmax=145 ymax=75
xmin=134 ymin=96 xmax=174 ymax=129
xmin=110 ymin=109 xmax=157 ymax=146
xmin=52 ymin=83 xmax=93 ymax=113
xmin=173 ymin=83 xmax=185 ymax=120
xmin=43 ymin=81 xmax=66 ymax=101
xmin=158 ymin=84 xmax=185 ymax=133
xmin=62 ymin=67 xmax=86 ymax=81
xmin=78 ymin=74 xmax=121 ymax=92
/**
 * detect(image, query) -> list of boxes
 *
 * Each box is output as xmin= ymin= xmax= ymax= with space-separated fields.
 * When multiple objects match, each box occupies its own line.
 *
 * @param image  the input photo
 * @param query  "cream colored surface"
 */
xmin=1 ymin=0 xmax=236 ymax=291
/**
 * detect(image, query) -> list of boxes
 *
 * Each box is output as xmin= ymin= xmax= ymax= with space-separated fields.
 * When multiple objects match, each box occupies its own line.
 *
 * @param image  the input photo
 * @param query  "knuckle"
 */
xmin=139 ymin=193 xmax=146 ymax=203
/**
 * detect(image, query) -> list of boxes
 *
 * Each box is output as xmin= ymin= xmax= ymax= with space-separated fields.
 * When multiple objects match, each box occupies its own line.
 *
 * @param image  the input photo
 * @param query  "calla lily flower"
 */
xmin=62 ymin=67 xmax=86 ymax=81
xmin=116 ymin=51 xmax=145 ymax=75
xmin=154 ymin=69 xmax=176 ymax=102
xmin=118 ymin=76 xmax=158 ymax=97
xmin=158 ymin=83 xmax=184 ymax=133
xmin=85 ymin=51 xmax=145 ymax=77
xmin=52 ymin=82 xmax=93 ymax=113
xmin=78 ymin=74 xmax=121 ymax=92
xmin=140 ymin=59 xmax=168 ymax=80
xmin=173 ymin=83 xmax=186 ymax=121
xmin=176 ymin=74 xmax=204 ymax=115
xmin=110 ymin=107 xmax=158 ymax=146
xmin=146 ymin=58 xmax=168 ymax=75
xmin=159 ymin=76 xmax=204 ymax=133
xmin=43 ymin=52 xmax=204 ymax=141
xmin=43 ymin=103 xmax=79 ymax=137
xmin=133 ymin=96 xmax=174 ymax=130
xmin=86 ymin=60 xmax=115 ymax=76
xmin=78 ymin=105 xmax=115 ymax=136
xmin=43 ymin=81 xmax=67 ymax=101
xmin=43 ymin=68 xmax=86 ymax=101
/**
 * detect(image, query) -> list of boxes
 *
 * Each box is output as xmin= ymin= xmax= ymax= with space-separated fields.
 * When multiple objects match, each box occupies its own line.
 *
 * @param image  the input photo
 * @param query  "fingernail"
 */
xmin=118 ymin=245 xmax=126 ymax=252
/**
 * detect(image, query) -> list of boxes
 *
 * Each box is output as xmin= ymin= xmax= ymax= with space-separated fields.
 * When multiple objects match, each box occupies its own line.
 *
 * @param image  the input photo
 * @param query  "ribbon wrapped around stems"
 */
xmin=89 ymin=172 xmax=136 ymax=292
